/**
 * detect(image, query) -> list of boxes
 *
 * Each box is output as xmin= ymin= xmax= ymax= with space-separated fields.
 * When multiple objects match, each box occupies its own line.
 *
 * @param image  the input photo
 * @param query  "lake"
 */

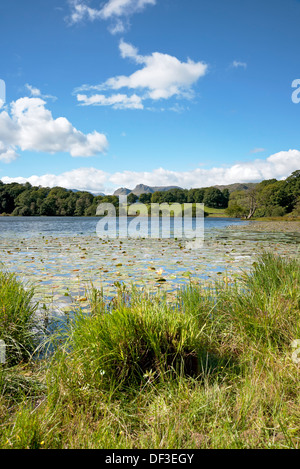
xmin=0 ymin=215 xmax=244 ymax=238
xmin=0 ymin=216 xmax=298 ymax=320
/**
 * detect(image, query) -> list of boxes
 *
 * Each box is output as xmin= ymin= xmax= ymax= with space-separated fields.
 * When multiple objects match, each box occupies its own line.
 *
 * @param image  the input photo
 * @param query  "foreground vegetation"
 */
xmin=0 ymin=252 xmax=300 ymax=449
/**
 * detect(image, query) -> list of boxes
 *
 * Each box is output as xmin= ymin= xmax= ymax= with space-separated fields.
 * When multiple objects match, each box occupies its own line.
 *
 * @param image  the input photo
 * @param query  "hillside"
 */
xmin=112 ymin=182 xmax=257 ymax=196
xmin=213 ymin=182 xmax=257 ymax=193
xmin=113 ymin=184 xmax=183 ymax=196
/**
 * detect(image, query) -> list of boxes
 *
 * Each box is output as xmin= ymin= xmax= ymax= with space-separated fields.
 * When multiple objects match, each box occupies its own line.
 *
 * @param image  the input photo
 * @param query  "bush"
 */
xmin=266 ymin=206 xmax=287 ymax=217
xmin=225 ymin=204 xmax=247 ymax=218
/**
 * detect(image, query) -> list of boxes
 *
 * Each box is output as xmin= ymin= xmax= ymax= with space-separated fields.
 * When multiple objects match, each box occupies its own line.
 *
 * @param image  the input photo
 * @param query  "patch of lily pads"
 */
xmin=0 ymin=219 xmax=299 ymax=324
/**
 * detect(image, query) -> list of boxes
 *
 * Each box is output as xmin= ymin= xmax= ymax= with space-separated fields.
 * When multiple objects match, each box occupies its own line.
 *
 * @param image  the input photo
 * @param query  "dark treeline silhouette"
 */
xmin=0 ymin=183 xmax=229 ymax=216
xmin=0 ymin=170 xmax=299 ymax=218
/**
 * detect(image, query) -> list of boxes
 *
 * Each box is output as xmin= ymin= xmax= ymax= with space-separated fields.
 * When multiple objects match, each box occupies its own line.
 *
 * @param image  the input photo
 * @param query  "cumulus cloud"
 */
xmin=0 ymin=79 xmax=6 ymax=109
xmin=0 ymin=142 xmax=19 ymax=163
xmin=2 ymin=150 xmax=299 ymax=193
xmin=110 ymin=40 xmax=208 ymax=100
xmin=0 ymin=95 xmax=108 ymax=162
xmin=75 ymin=40 xmax=208 ymax=109
xmin=1 ymin=167 xmax=109 ymax=192
xmin=67 ymin=0 xmax=156 ymax=33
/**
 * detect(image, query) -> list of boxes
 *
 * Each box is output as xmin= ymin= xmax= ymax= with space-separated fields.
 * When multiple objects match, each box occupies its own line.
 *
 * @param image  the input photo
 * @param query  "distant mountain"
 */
xmin=71 ymin=189 xmax=105 ymax=196
xmin=132 ymin=184 xmax=183 ymax=195
xmin=113 ymin=184 xmax=183 ymax=196
xmin=212 ymin=182 xmax=257 ymax=193
xmin=81 ymin=182 xmax=256 ymax=197
xmin=131 ymin=184 xmax=154 ymax=195
xmin=113 ymin=187 xmax=132 ymax=196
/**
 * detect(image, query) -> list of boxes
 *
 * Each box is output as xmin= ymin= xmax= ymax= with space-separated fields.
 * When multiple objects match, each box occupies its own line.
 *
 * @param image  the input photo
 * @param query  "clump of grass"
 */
xmin=178 ymin=252 xmax=300 ymax=358
xmin=48 ymin=291 xmax=231 ymax=399
xmin=0 ymin=271 xmax=39 ymax=366
xmin=227 ymin=252 xmax=300 ymax=351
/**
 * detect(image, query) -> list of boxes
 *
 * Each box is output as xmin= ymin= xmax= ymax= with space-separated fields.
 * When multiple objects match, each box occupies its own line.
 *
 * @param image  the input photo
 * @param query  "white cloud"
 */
xmin=76 ymin=40 xmax=208 ymax=109
xmin=251 ymin=148 xmax=266 ymax=154
xmin=100 ymin=0 xmax=156 ymax=19
xmin=119 ymin=39 xmax=144 ymax=62
xmin=0 ymin=79 xmax=6 ymax=108
xmin=68 ymin=0 xmax=102 ymax=23
xmin=0 ymin=142 xmax=19 ymax=163
xmin=0 ymin=95 xmax=108 ymax=161
xmin=25 ymin=84 xmax=41 ymax=97
xmin=1 ymin=167 xmax=109 ymax=193
xmin=108 ymin=19 xmax=126 ymax=35
xmin=107 ymin=149 xmax=300 ymax=189
xmin=2 ymin=150 xmax=299 ymax=193
xmin=106 ymin=41 xmax=208 ymax=100
xmin=67 ymin=0 xmax=156 ymax=33
xmin=232 ymin=60 xmax=247 ymax=69
xmin=25 ymin=84 xmax=57 ymax=101
xmin=77 ymin=92 xmax=143 ymax=109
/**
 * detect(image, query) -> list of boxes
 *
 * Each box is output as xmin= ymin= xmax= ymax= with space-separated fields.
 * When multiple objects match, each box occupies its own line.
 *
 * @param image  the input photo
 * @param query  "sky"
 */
xmin=0 ymin=0 xmax=300 ymax=194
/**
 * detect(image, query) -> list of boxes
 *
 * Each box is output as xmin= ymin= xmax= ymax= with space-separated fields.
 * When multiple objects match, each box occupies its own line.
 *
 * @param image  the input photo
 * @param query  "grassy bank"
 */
xmin=203 ymin=206 xmax=227 ymax=217
xmin=0 ymin=252 xmax=300 ymax=449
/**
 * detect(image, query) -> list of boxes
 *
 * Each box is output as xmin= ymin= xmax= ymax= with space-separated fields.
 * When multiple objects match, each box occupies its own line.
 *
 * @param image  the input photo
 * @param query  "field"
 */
xmin=204 ymin=206 xmax=227 ymax=217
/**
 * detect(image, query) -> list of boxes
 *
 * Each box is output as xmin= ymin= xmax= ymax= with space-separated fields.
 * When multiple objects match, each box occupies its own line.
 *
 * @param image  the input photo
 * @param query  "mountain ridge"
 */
xmin=112 ymin=182 xmax=257 ymax=196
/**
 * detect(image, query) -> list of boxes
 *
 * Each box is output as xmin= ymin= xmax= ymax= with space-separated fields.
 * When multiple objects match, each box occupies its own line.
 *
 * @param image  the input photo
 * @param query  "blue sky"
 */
xmin=0 ymin=0 xmax=300 ymax=193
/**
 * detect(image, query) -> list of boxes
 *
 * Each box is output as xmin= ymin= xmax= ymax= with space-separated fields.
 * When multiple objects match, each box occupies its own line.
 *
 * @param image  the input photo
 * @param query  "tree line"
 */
xmin=0 ymin=170 xmax=299 ymax=218
xmin=0 ymin=183 xmax=229 ymax=217
xmin=225 ymin=170 xmax=300 ymax=219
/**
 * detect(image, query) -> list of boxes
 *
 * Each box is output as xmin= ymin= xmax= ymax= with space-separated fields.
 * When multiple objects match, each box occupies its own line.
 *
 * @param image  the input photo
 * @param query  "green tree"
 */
xmin=256 ymin=181 xmax=290 ymax=216
xmin=74 ymin=192 xmax=94 ymax=216
xmin=187 ymin=188 xmax=205 ymax=203
xmin=226 ymin=190 xmax=250 ymax=218
xmin=127 ymin=193 xmax=138 ymax=204
xmin=285 ymin=170 xmax=300 ymax=211
xmin=39 ymin=197 xmax=57 ymax=216
xmin=203 ymin=187 xmax=226 ymax=209
xmin=151 ymin=191 xmax=164 ymax=204
xmin=225 ymin=203 xmax=246 ymax=218
xmin=222 ymin=189 xmax=230 ymax=208
xmin=139 ymin=193 xmax=152 ymax=204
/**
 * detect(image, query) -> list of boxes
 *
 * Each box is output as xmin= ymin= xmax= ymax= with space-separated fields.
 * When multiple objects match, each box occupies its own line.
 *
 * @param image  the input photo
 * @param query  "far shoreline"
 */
xmin=227 ymin=219 xmax=300 ymax=233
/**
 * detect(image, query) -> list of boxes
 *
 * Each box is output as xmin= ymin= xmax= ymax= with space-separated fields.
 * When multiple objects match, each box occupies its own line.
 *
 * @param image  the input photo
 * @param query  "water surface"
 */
xmin=0 ymin=216 xmax=298 ymax=320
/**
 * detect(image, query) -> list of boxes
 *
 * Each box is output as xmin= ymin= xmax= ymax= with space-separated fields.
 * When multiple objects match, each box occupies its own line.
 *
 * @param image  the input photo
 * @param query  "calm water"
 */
xmin=0 ymin=216 xmax=245 ymax=238
xmin=0 ymin=216 xmax=298 ymax=320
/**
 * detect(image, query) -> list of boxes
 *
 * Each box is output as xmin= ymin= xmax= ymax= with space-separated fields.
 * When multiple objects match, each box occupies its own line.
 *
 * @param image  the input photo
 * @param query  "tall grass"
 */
xmin=0 ymin=252 xmax=300 ymax=449
xmin=0 ymin=271 xmax=38 ymax=366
